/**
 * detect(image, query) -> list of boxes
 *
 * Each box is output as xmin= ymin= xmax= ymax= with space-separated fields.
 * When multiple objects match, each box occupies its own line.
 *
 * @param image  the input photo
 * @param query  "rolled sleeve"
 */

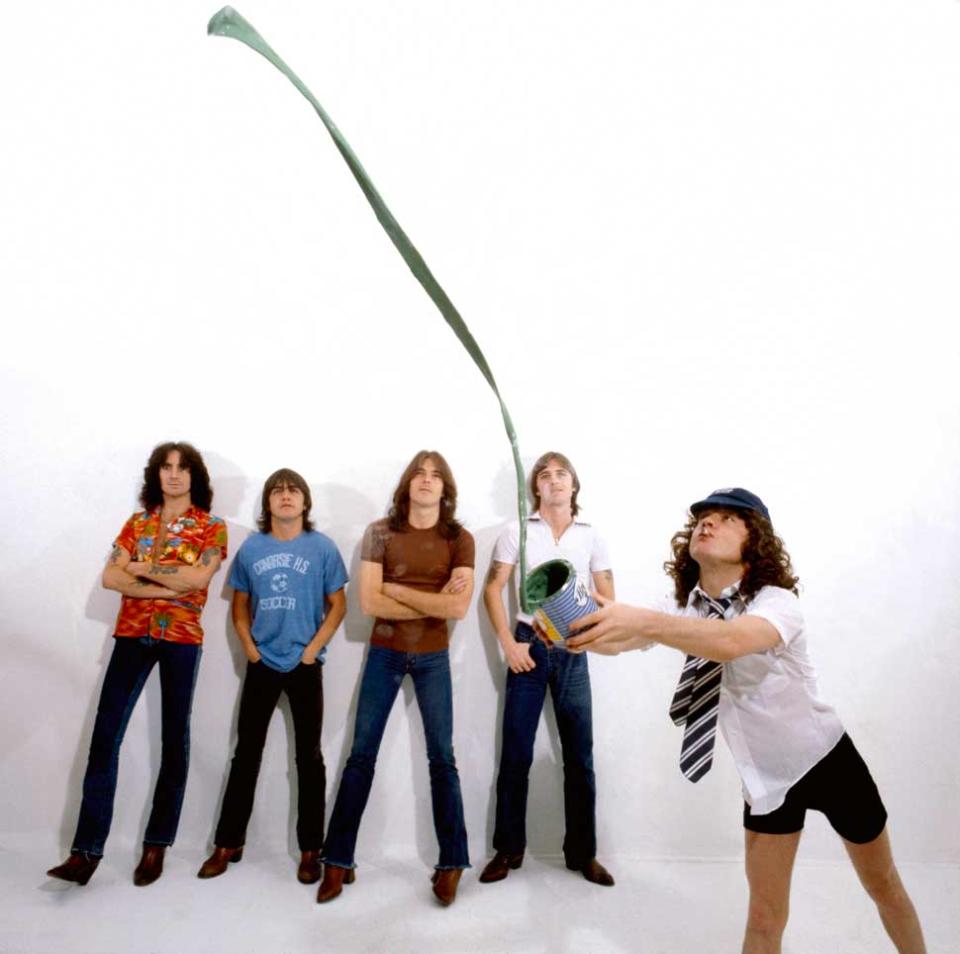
xmin=361 ymin=521 xmax=387 ymax=564
xmin=204 ymin=516 xmax=229 ymax=560
xmin=452 ymin=528 xmax=476 ymax=569
xmin=492 ymin=522 xmax=519 ymax=567
xmin=589 ymin=532 xmax=612 ymax=573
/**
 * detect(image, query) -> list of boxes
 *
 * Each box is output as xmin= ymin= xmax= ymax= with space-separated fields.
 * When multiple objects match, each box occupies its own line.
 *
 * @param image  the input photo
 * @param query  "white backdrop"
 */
xmin=2 ymin=0 xmax=958 ymax=871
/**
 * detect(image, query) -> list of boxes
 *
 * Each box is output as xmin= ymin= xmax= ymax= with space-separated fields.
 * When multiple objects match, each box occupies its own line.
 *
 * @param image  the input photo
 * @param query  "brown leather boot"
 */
xmin=316 ymin=863 xmax=355 ymax=903
xmin=431 ymin=868 xmax=463 ymax=906
xmin=47 ymin=852 xmax=100 ymax=886
xmin=567 ymin=857 xmax=615 ymax=886
xmin=133 ymin=845 xmax=166 ymax=886
xmin=478 ymin=850 xmax=524 ymax=883
xmin=297 ymin=850 xmax=322 ymax=884
xmin=197 ymin=846 xmax=244 ymax=879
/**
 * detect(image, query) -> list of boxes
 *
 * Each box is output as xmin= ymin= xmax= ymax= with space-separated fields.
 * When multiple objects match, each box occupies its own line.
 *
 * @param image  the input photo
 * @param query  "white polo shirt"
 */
xmin=493 ymin=512 xmax=611 ymax=626
xmin=658 ymin=583 xmax=845 ymax=815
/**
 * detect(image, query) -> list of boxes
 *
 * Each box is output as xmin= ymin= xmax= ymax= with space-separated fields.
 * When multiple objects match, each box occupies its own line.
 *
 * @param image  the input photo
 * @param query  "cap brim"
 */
xmin=690 ymin=496 xmax=766 ymax=518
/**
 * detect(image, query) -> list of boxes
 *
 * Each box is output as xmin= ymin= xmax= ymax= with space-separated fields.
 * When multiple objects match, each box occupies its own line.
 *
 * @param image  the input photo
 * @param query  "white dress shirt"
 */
xmin=658 ymin=583 xmax=845 ymax=815
xmin=493 ymin=513 xmax=611 ymax=626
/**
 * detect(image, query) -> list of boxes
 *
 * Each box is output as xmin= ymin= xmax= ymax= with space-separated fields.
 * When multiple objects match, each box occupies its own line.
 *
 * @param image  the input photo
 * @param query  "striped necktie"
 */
xmin=668 ymin=594 xmax=733 ymax=782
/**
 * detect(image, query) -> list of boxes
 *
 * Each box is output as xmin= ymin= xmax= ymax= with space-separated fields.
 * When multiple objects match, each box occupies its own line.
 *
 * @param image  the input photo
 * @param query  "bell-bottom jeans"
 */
xmin=492 ymin=622 xmax=597 ymax=866
xmin=72 ymin=636 xmax=202 ymax=858
xmin=322 ymin=645 xmax=469 ymax=870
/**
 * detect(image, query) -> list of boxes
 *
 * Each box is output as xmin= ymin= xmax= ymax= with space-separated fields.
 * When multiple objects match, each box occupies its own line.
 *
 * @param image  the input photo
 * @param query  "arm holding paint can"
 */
xmin=567 ymin=598 xmax=779 ymax=660
xmin=547 ymin=568 xmax=617 ymax=652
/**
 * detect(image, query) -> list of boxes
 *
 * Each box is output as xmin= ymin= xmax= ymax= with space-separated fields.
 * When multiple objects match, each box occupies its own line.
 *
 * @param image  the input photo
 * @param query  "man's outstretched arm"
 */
xmin=567 ymin=598 xmax=779 ymax=660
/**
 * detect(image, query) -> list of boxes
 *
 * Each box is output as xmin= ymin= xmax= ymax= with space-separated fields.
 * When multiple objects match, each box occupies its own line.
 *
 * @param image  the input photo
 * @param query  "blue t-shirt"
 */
xmin=228 ymin=530 xmax=349 ymax=672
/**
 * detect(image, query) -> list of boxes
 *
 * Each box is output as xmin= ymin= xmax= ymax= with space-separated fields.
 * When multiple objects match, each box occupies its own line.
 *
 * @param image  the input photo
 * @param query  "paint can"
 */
xmin=523 ymin=558 xmax=597 ymax=644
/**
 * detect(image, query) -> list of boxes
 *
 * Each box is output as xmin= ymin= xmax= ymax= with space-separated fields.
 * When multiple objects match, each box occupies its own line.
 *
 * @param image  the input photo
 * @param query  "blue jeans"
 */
xmin=493 ymin=622 xmax=596 ymax=866
xmin=322 ymin=645 xmax=469 ymax=870
xmin=72 ymin=636 xmax=202 ymax=857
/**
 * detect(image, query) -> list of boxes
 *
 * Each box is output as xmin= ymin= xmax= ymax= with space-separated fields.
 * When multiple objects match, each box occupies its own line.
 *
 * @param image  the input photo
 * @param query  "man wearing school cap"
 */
xmin=566 ymin=488 xmax=925 ymax=954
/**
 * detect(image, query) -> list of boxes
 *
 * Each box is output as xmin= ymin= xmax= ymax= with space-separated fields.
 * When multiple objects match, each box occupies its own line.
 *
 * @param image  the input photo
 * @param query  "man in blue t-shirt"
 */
xmin=197 ymin=468 xmax=348 ymax=885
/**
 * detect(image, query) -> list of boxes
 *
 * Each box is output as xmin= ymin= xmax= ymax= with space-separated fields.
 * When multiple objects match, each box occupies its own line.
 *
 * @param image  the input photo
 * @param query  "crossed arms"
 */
xmin=102 ymin=544 xmax=222 ymax=600
xmin=359 ymin=560 xmax=474 ymax=621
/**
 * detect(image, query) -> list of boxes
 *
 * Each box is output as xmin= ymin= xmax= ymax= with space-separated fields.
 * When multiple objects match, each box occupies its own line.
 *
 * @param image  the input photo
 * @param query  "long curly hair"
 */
xmin=388 ymin=449 xmax=463 ymax=540
xmin=140 ymin=441 xmax=213 ymax=513
xmin=664 ymin=508 xmax=799 ymax=604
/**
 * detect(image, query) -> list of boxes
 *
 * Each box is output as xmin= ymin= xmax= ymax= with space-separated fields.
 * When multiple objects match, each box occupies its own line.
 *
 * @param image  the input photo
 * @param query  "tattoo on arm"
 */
xmin=109 ymin=546 xmax=124 ymax=565
xmin=147 ymin=565 xmax=178 ymax=576
xmin=200 ymin=547 xmax=218 ymax=566
xmin=599 ymin=570 xmax=614 ymax=583
xmin=486 ymin=561 xmax=510 ymax=585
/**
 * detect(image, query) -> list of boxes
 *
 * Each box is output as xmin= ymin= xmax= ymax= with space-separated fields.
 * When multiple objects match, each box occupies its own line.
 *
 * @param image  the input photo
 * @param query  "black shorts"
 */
xmin=742 ymin=733 xmax=887 ymax=844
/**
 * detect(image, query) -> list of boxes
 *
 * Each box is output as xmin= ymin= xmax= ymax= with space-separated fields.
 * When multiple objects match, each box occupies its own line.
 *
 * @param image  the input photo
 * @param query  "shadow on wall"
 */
xmin=202 ymin=478 xmax=381 ymax=861
xmin=54 ymin=457 xmax=249 ymax=861
xmin=52 ymin=453 xmax=583 ymax=870
xmin=473 ymin=456 xmax=601 ymax=861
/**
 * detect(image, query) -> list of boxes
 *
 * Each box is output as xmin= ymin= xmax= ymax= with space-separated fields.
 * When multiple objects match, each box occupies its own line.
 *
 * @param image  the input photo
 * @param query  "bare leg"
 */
xmin=844 ymin=827 xmax=925 ymax=954
xmin=741 ymin=830 xmax=802 ymax=954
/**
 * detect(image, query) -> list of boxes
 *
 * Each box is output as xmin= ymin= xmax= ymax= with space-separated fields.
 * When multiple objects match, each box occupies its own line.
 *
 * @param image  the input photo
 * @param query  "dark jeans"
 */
xmin=214 ymin=660 xmax=325 ymax=850
xmin=322 ymin=645 xmax=469 ymax=870
xmin=493 ymin=622 xmax=596 ymax=866
xmin=72 ymin=636 xmax=202 ymax=857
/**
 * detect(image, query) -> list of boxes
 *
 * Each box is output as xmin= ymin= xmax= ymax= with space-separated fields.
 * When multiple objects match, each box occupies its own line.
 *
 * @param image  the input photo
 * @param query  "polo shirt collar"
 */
xmin=527 ymin=510 xmax=592 ymax=527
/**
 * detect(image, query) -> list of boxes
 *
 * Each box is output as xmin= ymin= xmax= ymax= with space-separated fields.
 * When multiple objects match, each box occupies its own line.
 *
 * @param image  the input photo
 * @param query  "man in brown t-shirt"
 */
xmin=319 ymin=450 xmax=474 ymax=907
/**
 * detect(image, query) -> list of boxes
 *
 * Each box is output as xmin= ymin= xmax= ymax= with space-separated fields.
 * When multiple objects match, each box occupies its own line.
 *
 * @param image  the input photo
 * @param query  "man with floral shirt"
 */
xmin=47 ymin=441 xmax=227 ymax=887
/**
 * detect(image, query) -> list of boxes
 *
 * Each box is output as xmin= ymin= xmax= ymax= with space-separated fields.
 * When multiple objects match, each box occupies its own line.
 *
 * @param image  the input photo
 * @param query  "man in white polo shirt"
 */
xmin=567 ymin=487 xmax=925 ymax=954
xmin=479 ymin=451 xmax=616 ymax=887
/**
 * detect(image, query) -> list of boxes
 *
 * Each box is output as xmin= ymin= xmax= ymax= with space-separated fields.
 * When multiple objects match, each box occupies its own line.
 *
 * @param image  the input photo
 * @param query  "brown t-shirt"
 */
xmin=362 ymin=517 xmax=475 ymax=653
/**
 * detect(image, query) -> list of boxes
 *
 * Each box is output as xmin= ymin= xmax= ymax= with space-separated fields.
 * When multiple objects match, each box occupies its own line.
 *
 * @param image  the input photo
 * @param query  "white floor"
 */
xmin=2 ymin=837 xmax=957 ymax=954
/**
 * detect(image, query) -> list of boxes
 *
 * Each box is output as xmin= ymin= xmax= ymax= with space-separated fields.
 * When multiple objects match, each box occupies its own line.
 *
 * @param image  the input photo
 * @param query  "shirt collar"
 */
xmin=150 ymin=505 xmax=200 ymax=523
xmin=527 ymin=510 xmax=592 ymax=527
xmin=687 ymin=579 xmax=743 ymax=609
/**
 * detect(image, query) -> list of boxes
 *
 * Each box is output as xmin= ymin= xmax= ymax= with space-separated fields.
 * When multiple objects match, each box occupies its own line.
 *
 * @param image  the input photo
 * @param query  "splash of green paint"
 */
xmin=208 ymin=6 xmax=529 ymax=609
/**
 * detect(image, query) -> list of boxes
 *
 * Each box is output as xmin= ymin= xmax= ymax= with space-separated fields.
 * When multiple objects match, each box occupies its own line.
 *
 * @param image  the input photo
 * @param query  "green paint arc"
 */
xmin=208 ymin=6 xmax=530 ymax=609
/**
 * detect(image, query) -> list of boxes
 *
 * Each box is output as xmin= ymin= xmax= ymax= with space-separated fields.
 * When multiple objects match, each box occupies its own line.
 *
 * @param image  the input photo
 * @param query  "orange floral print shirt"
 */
xmin=112 ymin=507 xmax=228 ymax=645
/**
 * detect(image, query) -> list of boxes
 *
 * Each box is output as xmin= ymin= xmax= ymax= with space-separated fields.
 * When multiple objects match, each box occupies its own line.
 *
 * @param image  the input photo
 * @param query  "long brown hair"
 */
xmin=388 ymin=450 xmax=462 ymax=540
xmin=664 ymin=507 xmax=799 ymax=605
xmin=529 ymin=451 xmax=581 ymax=517
xmin=140 ymin=441 xmax=213 ymax=512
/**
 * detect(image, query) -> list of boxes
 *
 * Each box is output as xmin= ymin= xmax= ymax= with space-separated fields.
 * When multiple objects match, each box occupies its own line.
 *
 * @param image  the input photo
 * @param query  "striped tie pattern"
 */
xmin=669 ymin=595 xmax=733 ymax=782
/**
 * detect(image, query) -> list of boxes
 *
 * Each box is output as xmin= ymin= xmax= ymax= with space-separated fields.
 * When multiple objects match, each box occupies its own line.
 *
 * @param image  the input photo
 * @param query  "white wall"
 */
xmin=2 ymin=0 xmax=958 ymax=867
